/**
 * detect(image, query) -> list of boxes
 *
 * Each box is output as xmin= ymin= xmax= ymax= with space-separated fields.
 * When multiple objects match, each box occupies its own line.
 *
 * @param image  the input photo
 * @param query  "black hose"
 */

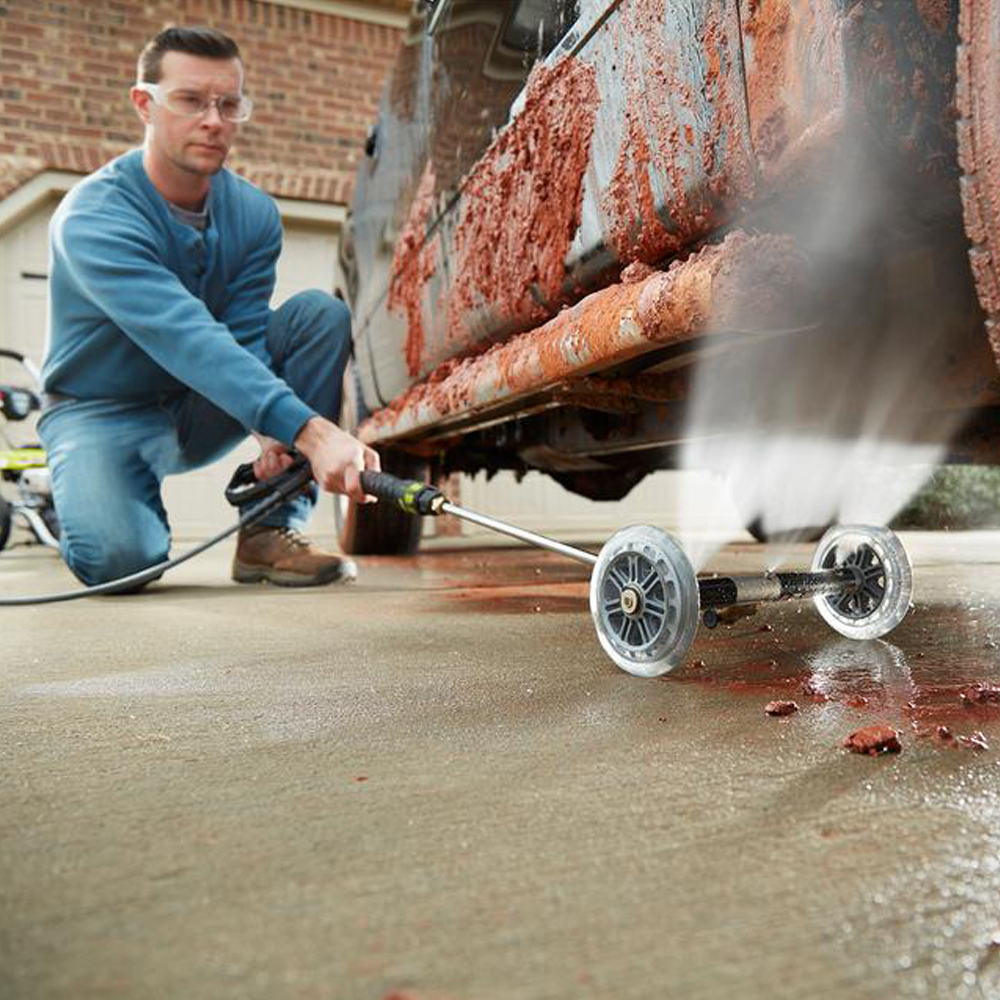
xmin=0 ymin=463 xmax=312 ymax=606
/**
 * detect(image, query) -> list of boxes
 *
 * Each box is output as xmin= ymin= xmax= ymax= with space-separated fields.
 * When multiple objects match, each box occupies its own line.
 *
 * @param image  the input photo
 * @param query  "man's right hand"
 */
xmin=293 ymin=416 xmax=380 ymax=504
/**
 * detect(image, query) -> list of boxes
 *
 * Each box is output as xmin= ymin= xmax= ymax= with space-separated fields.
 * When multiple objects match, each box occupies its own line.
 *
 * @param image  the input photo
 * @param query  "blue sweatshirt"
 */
xmin=43 ymin=148 xmax=315 ymax=446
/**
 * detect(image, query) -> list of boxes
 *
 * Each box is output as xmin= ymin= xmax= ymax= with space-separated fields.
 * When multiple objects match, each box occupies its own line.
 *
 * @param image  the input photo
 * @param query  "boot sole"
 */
xmin=232 ymin=559 xmax=358 ymax=588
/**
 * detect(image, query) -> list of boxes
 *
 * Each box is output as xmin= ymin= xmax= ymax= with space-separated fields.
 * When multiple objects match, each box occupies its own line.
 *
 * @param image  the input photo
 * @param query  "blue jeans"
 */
xmin=39 ymin=290 xmax=351 ymax=586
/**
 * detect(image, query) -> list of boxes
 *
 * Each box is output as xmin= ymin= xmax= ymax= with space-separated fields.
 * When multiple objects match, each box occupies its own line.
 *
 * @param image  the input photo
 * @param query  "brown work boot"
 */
xmin=232 ymin=526 xmax=357 ymax=587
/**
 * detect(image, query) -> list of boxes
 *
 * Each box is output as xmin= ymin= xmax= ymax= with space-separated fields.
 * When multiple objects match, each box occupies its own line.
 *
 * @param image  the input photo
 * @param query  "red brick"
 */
xmin=0 ymin=0 xmax=403 ymax=205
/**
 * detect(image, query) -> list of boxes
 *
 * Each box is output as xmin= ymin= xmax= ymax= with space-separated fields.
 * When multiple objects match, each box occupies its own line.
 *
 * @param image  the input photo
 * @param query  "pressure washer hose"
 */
xmin=0 ymin=460 xmax=314 ymax=606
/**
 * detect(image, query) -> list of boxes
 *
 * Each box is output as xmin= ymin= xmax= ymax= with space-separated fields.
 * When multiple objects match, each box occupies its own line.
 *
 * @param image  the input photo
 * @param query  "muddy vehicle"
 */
xmin=336 ymin=0 xmax=1000 ymax=554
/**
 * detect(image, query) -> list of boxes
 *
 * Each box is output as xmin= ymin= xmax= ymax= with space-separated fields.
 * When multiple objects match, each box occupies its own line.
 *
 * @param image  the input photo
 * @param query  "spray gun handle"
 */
xmin=360 ymin=470 xmax=446 ymax=516
xmin=225 ymin=453 xmax=313 ymax=507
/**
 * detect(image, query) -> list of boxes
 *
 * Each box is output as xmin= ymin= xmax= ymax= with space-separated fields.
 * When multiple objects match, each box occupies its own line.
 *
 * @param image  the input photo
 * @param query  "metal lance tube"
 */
xmin=440 ymin=501 xmax=599 ymax=566
xmin=698 ymin=567 xmax=861 ymax=609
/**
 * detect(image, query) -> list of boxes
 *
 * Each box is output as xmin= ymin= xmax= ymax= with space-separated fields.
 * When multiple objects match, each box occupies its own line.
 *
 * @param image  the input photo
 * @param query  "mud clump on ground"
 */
xmin=960 ymin=683 xmax=1000 ymax=705
xmin=765 ymin=700 xmax=798 ymax=716
xmin=916 ymin=725 xmax=990 ymax=751
xmin=801 ymin=680 xmax=830 ymax=702
xmin=843 ymin=724 xmax=902 ymax=756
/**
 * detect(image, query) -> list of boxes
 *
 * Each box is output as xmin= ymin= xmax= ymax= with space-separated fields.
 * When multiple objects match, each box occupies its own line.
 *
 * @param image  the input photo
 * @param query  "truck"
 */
xmin=335 ymin=0 xmax=1000 ymax=553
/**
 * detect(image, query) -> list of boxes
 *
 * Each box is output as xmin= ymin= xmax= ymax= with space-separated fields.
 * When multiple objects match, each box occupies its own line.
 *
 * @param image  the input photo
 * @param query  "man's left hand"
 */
xmin=252 ymin=432 xmax=295 ymax=480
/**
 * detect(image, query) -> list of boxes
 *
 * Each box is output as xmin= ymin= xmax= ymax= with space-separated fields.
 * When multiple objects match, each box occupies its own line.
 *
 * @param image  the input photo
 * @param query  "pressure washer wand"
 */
xmin=359 ymin=471 xmax=864 ymax=612
xmin=360 ymin=471 xmax=599 ymax=567
xmin=358 ymin=471 xmax=911 ymax=676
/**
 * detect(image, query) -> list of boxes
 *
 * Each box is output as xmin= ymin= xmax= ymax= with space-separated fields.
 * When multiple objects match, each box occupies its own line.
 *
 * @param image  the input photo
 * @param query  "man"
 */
xmin=40 ymin=26 xmax=379 ymax=589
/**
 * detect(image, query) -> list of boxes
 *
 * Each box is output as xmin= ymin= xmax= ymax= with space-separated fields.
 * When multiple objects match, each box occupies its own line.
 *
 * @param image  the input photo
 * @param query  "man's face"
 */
xmin=134 ymin=51 xmax=243 ymax=179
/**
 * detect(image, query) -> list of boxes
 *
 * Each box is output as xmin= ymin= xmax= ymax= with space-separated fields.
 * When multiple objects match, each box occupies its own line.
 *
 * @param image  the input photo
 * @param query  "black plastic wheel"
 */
xmin=334 ymin=360 xmax=426 ymax=555
xmin=0 ymin=495 xmax=12 ymax=552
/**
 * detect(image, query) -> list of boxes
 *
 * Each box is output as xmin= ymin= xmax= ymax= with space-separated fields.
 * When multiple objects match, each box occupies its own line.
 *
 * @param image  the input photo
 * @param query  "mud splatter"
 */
xmin=388 ymin=161 xmax=440 ymax=377
xmin=433 ymin=582 xmax=589 ymax=616
xmin=446 ymin=57 xmax=599 ymax=349
xmin=959 ymin=731 xmax=990 ymax=751
xmin=600 ymin=0 xmax=752 ymax=264
xmin=843 ymin=723 xmax=902 ymax=756
xmin=765 ymin=700 xmax=798 ymax=716
xmin=742 ymin=0 xmax=848 ymax=181
xmin=915 ymin=0 xmax=950 ymax=35
xmin=714 ymin=604 xmax=759 ymax=626
xmin=960 ymin=683 xmax=1000 ymax=705
xmin=363 ymin=231 xmax=805 ymax=443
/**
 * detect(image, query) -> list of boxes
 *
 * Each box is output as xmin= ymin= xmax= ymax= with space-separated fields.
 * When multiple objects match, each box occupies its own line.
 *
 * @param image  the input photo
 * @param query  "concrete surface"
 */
xmin=2 ymin=529 xmax=1000 ymax=1000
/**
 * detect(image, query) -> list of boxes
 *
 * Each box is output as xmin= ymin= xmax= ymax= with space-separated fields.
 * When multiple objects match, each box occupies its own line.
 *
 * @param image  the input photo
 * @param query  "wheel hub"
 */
xmin=820 ymin=543 xmax=885 ymax=620
xmin=601 ymin=550 xmax=671 ymax=651
xmin=619 ymin=585 xmax=641 ymax=616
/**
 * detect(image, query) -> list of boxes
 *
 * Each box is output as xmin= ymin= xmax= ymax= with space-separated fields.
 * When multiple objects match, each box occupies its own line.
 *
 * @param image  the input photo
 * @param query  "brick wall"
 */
xmin=0 ymin=0 xmax=407 ymax=204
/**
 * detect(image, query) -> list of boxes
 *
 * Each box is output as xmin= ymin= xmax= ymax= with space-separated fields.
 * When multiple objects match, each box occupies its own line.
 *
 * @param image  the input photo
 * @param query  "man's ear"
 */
xmin=129 ymin=86 xmax=152 ymax=125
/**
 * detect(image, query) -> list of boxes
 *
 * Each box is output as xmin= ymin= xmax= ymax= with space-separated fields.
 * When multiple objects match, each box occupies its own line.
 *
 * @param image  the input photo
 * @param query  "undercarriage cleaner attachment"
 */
xmin=359 ymin=471 xmax=914 ymax=678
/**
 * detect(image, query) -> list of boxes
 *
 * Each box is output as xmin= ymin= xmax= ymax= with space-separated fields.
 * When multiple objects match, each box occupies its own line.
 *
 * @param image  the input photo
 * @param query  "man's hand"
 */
xmin=293 ymin=416 xmax=380 ymax=504
xmin=251 ymin=432 xmax=295 ymax=481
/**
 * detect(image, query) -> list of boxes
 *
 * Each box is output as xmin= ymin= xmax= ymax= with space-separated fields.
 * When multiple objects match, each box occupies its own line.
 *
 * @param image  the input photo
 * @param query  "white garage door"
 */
xmin=0 ymin=199 xmax=52 ymax=425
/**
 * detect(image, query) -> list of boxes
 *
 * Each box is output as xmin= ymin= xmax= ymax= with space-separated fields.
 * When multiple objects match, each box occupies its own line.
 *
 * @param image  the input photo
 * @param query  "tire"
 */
xmin=957 ymin=0 xmax=1000 ymax=366
xmin=41 ymin=502 xmax=60 ymax=542
xmin=334 ymin=360 xmax=427 ymax=555
xmin=0 ymin=496 xmax=11 ymax=552
xmin=747 ymin=517 xmax=828 ymax=544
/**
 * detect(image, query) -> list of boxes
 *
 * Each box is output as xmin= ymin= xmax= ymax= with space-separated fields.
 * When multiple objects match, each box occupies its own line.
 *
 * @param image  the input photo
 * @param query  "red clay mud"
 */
xmin=919 ymin=725 xmax=991 ymax=751
xmin=960 ymin=683 xmax=1000 ymax=705
xmin=715 ymin=604 xmax=759 ymax=626
xmin=435 ymin=582 xmax=588 ymax=616
xmin=843 ymin=724 xmax=902 ymax=756
xmin=916 ymin=0 xmax=950 ymax=35
xmin=958 ymin=0 xmax=1000 ymax=346
xmin=800 ymin=680 xmax=831 ymax=702
xmin=601 ymin=0 xmax=752 ymax=264
xmin=363 ymin=231 xmax=805 ymax=443
xmin=765 ymin=700 xmax=798 ymax=716
xmin=742 ymin=0 xmax=849 ymax=185
xmin=959 ymin=731 xmax=990 ymax=751
xmin=446 ymin=57 xmax=599 ymax=349
xmin=388 ymin=161 xmax=440 ymax=377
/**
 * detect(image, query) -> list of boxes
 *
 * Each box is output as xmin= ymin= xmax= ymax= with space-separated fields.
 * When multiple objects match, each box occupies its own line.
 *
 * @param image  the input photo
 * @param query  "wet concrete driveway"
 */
xmin=2 ymin=530 xmax=1000 ymax=999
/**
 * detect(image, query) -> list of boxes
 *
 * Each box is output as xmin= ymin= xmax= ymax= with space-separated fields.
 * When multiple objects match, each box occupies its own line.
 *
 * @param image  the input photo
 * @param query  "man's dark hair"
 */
xmin=137 ymin=26 xmax=242 ymax=84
